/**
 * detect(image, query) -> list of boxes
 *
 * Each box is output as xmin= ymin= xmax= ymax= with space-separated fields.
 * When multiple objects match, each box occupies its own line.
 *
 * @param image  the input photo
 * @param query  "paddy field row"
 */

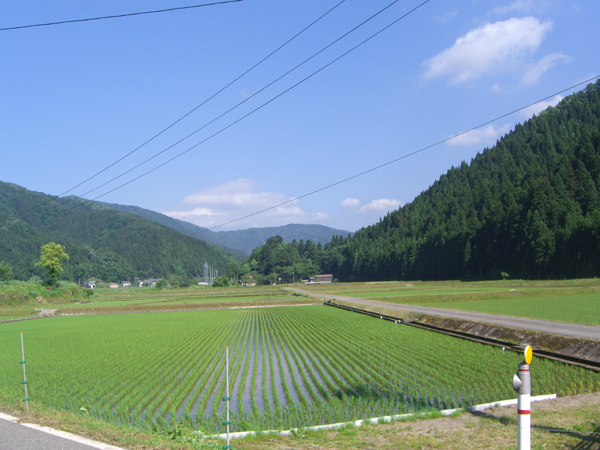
xmin=0 ymin=305 xmax=597 ymax=434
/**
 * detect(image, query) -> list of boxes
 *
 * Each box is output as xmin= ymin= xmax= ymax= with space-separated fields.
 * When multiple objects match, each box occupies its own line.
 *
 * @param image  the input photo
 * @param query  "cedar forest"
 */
xmin=247 ymin=81 xmax=600 ymax=282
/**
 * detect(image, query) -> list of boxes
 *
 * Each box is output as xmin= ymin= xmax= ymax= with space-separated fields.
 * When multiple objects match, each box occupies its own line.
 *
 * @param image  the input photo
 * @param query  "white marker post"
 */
xmin=221 ymin=346 xmax=232 ymax=450
xmin=512 ymin=346 xmax=533 ymax=450
xmin=20 ymin=332 xmax=29 ymax=413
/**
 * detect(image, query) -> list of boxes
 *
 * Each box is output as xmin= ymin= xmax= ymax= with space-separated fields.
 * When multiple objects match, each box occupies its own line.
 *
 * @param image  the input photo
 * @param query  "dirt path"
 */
xmin=286 ymin=288 xmax=600 ymax=340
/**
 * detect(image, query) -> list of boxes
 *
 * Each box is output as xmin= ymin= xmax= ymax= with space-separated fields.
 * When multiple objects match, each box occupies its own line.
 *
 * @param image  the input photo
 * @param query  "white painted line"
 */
xmin=207 ymin=393 xmax=558 ymax=440
xmin=21 ymin=423 xmax=126 ymax=450
xmin=0 ymin=412 xmax=20 ymax=422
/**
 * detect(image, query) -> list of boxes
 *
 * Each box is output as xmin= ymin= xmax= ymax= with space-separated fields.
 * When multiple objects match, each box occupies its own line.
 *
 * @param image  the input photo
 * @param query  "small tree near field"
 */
xmin=212 ymin=276 xmax=230 ymax=288
xmin=0 ymin=261 xmax=14 ymax=282
xmin=35 ymin=242 xmax=69 ymax=286
xmin=500 ymin=271 xmax=509 ymax=281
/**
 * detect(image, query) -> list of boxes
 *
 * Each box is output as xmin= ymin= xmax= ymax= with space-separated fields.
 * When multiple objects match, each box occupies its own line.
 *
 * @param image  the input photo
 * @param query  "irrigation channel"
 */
xmin=1 ymin=305 xmax=598 ymax=434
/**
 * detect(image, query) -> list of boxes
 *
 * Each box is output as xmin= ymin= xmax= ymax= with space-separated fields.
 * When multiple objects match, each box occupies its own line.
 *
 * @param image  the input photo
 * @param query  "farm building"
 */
xmin=312 ymin=274 xmax=333 ymax=283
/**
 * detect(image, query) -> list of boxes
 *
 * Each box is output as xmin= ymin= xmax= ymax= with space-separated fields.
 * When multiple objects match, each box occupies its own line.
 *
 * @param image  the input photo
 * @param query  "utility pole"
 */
xmin=512 ymin=345 xmax=533 ymax=450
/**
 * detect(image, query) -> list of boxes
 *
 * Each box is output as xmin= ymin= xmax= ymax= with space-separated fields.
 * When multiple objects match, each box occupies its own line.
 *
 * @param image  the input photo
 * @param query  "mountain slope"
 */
xmin=322 ymin=80 xmax=600 ymax=280
xmin=100 ymin=201 xmax=351 ymax=255
xmin=0 ymin=182 xmax=240 ymax=281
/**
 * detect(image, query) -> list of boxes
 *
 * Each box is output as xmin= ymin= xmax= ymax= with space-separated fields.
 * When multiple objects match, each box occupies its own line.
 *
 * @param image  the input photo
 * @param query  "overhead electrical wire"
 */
xmin=19 ymin=0 xmax=348 ymax=218
xmin=0 ymin=1 xmax=243 ymax=32
xmin=41 ymin=0 xmax=404 ymax=215
xmin=37 ymin=0 xmax=431 ymax=220
xmin=193 ymin=75 xmax=600 ymax=234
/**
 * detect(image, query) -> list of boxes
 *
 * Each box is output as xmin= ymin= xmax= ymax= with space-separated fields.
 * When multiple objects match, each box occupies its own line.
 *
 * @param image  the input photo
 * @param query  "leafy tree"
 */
xmin=226 ymin=262 xmax=240 ymax=281
xmin=212 ymin=276 xmax=230 ymax=287
xmin=167 ymin=274 xmax=184 ymax=288
xmin=0 ymin=261 xmax=13 ymax=281
xmin=35 ymin=242 xmax=69 ymax=286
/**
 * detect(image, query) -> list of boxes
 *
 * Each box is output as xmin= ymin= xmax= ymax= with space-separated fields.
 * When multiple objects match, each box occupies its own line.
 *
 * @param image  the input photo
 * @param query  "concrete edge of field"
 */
xmin=207 ymin=393 xmax=557 ymax=440
xmin=0 ymin=412 xmax=126 ymax=450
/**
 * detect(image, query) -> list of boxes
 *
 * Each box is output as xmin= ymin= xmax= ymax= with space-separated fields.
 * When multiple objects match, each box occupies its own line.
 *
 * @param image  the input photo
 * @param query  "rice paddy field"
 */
xmin=301 ymin=279 xmax=600 ymax=325
xmin=1 ymin=305 xmax=598 ymax=434
xmin=0 ymin=284 xmax=313 ymax=320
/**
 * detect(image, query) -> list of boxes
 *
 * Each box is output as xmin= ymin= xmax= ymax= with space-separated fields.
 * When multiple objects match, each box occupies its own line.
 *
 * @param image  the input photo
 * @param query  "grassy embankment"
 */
xmin=301 ymin=278 xmax=600 ymax=326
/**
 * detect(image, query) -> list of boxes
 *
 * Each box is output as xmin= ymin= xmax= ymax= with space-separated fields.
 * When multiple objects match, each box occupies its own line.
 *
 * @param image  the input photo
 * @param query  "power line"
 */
xmin=19 ymin=0 xmax=348 ymax=218
xmin=193 ymin=75 xmax=600 ymax=234
xmin=44 ymin=0 xmax=403 ymax=213
xmin=38 ymin=0 xmax=431 ymax=220
xmin=0 ymin=1 xmax=243 ymax=32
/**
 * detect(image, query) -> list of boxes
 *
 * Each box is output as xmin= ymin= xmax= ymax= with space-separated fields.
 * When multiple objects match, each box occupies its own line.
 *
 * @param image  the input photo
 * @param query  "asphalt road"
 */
xmin=287 ymin=288 xmax=600 ymax=341
xmin=0 ymin=413 xmax=122 ymax=450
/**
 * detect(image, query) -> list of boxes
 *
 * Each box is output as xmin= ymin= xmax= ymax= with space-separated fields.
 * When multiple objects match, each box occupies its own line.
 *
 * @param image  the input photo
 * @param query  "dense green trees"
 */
xmin=245 ymin=236 xmax=335 ymax=283
xmin=0 ymin=261 xmax=13 ymax=281
xmin=249 ymin=81 xmax=600 ymax=282
xmin=323 ymin=81 xmax=600 ymax=281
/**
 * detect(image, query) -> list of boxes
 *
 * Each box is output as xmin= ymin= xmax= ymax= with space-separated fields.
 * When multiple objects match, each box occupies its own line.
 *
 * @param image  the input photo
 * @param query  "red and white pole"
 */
xmin=512 ymin=346 xmax=533 ymax=450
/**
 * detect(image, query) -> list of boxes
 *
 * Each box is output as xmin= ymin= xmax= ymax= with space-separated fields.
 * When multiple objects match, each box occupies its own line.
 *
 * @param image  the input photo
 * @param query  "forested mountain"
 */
xmin=248 ymin=81 xmax=600 ymax=281
xmin=100 ymin=201 xmax=351 ymax=255
xmin=208 ymin=224 xmax=352 ymax=255
xmin=0 ymin=182 xmax=240 ymax=282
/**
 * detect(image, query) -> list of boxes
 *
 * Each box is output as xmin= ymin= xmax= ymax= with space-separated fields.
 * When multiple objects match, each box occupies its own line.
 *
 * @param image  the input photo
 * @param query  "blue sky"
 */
xmin=1 ymin=0 xmax=598 ymax=232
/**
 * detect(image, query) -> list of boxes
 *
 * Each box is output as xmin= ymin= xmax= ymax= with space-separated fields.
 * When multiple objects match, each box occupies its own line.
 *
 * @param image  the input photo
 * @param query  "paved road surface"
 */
xmin=0 ymin=413 xmax=122 ymax=450
xmin=287 ymin=288 xmax=600 ymax=341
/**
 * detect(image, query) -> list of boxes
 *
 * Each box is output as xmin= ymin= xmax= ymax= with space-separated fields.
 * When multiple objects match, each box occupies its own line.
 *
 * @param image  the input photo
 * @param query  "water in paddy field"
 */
xmin=3 ymin=306 xmax=599 ymax=434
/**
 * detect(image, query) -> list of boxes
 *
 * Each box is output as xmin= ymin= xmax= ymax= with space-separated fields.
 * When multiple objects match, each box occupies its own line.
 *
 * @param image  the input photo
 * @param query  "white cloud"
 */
xmin=519 ymin=95 xmax=562 ymax=120
xmin=433 ymin=10 xmax=458 ymax=23
xmin=165 ymin=207 xmax=224 ymax=218
xmin=359 ymin=199 xmax=402 ymax=214
xmin=489 ymin=0 xmax=536 ymax=14
xmin=312 ymin=212 xmax=330 ymax=221
xmin=163 ymin=179 xmax=325 ymax=229
xmin=423 ymin=17 xmax=553 ymax=84
xmin=448 ymin=124 xmax=510 ymax=147
xmin=341 ymin=198 xmax=360 ymax=208
xmin=519 ymin=52 xmax=571 ymax=86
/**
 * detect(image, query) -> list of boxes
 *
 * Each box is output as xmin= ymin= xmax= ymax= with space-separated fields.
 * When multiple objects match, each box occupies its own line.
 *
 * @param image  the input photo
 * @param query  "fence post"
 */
xmin=20 ymin=332 xmax=29 ymax=413
xmin=222 ymin=346 xmax=232 ymax=450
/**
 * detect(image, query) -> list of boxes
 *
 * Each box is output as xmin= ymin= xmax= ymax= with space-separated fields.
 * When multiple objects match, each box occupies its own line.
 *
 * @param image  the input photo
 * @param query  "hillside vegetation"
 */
xmin=248 ymin=81 xmax=600 ymax=281
xmin=101 ymin=200 xmax=351 ymax=255
xmin=0 ymin=184 xmax=240 ymax=282
xmin=329 ymin=81 xmax=600 ymax=280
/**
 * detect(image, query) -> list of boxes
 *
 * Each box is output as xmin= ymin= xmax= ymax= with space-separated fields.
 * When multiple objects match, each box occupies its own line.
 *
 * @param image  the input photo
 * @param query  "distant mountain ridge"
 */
xmin=0 ymin=182 xmax=241 ymax=282
xmin=99 ymin=201 xmax=352 ymax=255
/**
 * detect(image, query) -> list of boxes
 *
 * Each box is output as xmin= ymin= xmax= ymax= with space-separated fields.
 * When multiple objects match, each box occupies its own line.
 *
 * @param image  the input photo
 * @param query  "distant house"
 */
xmin=108 ymin=283 xmax=119 ymax=289
xmin=121 ymin=281 xmax=131 ymax=287
xmin=309 ymin=274 xmax=334 ymax=284
xmin=86 ymin=281 xmax=96 ymax=289
xmin=146 ymin=279 xmax=157 ymax=287
xmin=137 ymin=280 xmax=144 ymax=287
xmin=198 ymin=281 xmax=209 ymax=286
